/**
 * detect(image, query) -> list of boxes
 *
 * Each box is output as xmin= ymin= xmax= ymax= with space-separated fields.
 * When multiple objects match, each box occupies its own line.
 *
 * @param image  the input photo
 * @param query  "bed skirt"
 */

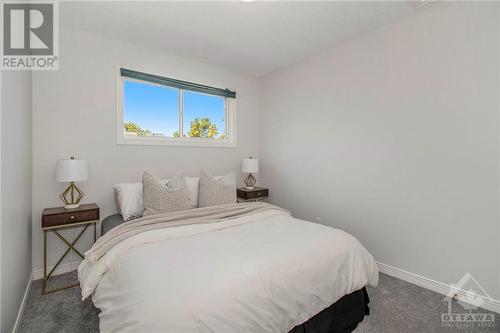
xmin=289 ymin=288 xmax=370 ymax=333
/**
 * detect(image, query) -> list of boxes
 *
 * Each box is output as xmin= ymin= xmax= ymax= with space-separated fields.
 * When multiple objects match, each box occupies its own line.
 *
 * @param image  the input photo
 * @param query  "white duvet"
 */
xmin=79 ymin=209 xmax=378 ymax=333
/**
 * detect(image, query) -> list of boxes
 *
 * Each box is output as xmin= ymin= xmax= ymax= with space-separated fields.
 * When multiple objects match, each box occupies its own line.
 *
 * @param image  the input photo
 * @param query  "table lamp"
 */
xmin=56 ymin=156 xmax=88 ymax=209
xmin=242 ymin=157 xmax=259 ymax=189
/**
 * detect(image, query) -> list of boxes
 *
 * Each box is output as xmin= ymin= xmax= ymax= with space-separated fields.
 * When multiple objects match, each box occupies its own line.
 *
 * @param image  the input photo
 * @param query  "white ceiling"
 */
xmin=60 ymin=1 xmax=416 ymax=77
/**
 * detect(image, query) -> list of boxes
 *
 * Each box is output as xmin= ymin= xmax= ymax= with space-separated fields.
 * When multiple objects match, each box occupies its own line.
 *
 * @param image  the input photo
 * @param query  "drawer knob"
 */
xmin=257 ymin=192 xmax=262 ymax=196
xmin=70 ymin=215 xmax=75 ymax=220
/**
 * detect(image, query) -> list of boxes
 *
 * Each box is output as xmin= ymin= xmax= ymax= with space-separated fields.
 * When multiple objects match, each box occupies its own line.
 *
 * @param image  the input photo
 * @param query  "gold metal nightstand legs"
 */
xmin=42 ymin=221 xmax=97 ymax=295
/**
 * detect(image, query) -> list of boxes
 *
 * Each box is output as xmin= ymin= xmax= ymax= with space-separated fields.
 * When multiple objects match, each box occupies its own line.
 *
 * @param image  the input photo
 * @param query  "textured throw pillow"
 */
xmin=142 ymin=172 xmax=192 ymax=217
xmin=198 ymin=169 xmax=236 ymax=208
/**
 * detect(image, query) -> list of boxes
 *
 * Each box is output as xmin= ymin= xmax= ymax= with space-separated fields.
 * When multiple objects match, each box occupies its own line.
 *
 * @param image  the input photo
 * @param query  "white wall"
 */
xmin=1 ymin=71 xmax=33 ymax=332
xmin=32 ymin=26 xmax=260 ymax=272
xmin=259 ymin=2 xmax=500 ymax=299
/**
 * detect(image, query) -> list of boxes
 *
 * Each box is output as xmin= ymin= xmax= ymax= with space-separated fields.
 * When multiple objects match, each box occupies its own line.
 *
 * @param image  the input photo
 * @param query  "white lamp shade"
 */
xmin=241 ymin=158 xmax=259 ymax=173
xmin=56 ymin=158 xmax=88 ymax=182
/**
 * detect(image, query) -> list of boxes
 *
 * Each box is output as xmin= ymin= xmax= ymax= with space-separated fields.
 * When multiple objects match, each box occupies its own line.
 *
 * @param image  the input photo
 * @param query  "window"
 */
xmin=117 ymin=68 xmax=236 ymax=147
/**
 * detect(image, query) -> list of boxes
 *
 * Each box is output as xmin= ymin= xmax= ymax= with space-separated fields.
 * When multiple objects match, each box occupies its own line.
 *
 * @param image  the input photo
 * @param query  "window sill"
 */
xmin=117 ymin=136 xmax=237 ymax=148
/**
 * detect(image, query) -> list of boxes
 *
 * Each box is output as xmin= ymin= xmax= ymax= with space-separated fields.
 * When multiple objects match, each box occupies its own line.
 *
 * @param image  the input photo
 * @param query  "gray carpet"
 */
xmin=18 ymin=272 xmax=498 ymax=332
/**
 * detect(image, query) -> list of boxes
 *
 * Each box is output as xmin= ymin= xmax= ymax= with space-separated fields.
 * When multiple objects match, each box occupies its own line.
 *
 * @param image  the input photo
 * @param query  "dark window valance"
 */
xmin=120 ymin=68 xmax=236 ymax=99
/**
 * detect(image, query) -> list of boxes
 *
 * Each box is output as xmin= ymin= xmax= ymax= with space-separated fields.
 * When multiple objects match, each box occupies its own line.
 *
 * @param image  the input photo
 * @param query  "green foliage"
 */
xmin=126 ymin=119 xmax=225 ymax=139
xmin=124 ymin=122 xmax=152 ymax=136
xmin=188 ymin=118 xmax=219 ymax=139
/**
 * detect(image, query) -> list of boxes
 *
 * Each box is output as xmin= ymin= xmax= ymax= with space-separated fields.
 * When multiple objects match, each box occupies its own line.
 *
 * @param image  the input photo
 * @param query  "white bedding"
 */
xmin=79 ymin=209 xmax=378 ymax=333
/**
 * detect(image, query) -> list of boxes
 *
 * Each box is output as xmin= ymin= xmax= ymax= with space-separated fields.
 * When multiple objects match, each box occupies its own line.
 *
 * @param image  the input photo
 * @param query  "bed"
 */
xmin=79 ymin=202 xmax=378 ymax=333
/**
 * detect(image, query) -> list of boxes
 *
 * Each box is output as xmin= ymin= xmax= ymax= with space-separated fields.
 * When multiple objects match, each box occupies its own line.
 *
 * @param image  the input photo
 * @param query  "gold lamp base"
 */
xmin=60 ymin=182 xmax=84 ymax=209
xmin=244 ymin=173 xmax=256 ymax=189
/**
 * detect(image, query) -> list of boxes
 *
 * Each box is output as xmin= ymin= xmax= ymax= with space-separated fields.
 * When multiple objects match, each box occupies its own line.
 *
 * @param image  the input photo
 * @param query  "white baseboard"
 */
xmin=32 ymin=260 xmax=81 ymax=280
xmin=12 ymin=273 xmax=32 ymax=333
xmin=377 ymin=262 xmax=500 ymax=314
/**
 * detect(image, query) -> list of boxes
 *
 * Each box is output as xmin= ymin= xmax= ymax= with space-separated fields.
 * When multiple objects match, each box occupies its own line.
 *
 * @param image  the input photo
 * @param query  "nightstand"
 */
xmin=237 ymin=187 xmax=269 ymax=202
xmin=41 ymin=203 xmax=100 ymax=294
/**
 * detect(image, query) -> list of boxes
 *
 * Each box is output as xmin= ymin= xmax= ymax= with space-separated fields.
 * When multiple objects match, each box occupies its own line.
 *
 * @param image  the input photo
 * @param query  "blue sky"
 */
xmin=124 ymin=80 xmax=225 ymax=137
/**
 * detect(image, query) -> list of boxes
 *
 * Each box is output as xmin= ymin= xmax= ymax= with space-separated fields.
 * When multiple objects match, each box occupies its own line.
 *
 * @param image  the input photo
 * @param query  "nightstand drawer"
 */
xmin=42 ymin=205 xmax=99 ymax=229
xmin=248 ymin=189 xmax=268 ymax=199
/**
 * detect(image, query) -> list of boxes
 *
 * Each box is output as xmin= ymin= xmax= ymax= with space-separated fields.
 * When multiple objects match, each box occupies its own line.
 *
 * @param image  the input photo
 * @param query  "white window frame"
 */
xmin=116 ymin=69 xmax=236 ymax=148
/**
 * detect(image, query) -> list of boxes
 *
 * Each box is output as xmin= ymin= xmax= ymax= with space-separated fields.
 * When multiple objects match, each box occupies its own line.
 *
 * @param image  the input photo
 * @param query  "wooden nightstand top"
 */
xmin=237 ymin=187 xmax=269 ymax=200
xmin=237 ymin=186 xmax=267 ymax=193
xmin=42 ymin=203 xmax=100 ymax=229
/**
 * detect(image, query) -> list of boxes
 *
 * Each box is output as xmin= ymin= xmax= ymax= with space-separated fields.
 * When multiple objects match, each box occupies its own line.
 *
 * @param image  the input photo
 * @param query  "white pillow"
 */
xmin=217 ymin=173 xmax=236 ymax=186
xmin=185 ymin=177 xmax=199 ymax=208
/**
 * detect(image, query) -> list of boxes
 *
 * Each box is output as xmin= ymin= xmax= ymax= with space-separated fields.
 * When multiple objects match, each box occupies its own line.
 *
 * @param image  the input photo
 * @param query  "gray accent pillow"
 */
xmin=198 ymin=169 xmax=236 ymax=207
xmin=143 ymin=171 xmax=192 ymax=217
